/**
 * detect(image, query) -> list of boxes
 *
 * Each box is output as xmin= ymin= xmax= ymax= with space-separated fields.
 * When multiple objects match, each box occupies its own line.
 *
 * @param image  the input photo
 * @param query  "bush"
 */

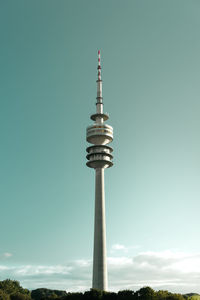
xmin=10 ymin=293 xmax=31 ymax=300
xmin=0 ymin=279 xmax=30 ymax=296
xmin=0 ymin=289 xmax=10 ymax=300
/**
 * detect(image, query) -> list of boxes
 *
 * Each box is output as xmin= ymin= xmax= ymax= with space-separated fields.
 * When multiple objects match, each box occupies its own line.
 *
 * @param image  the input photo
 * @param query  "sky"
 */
xmin=0 ymin=0 xmax=200 ymax=294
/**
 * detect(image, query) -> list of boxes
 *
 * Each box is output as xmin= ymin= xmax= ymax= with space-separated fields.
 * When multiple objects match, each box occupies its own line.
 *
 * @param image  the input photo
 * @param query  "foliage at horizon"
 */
xmin=0 ymin=279 xmax=199 ymax=300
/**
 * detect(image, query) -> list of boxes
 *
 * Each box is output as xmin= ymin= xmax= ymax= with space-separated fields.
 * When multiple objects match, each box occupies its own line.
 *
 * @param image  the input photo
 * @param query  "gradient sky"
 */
xmin=1 ymin=0 xmax=200 ymax=294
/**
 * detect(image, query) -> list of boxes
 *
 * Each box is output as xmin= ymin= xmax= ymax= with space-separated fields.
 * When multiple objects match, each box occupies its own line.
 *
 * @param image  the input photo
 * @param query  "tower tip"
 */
xmin=98 ymin=50 xmax=101 ymax=64
xmin=97 ymin=50 xmax=101 ymax=79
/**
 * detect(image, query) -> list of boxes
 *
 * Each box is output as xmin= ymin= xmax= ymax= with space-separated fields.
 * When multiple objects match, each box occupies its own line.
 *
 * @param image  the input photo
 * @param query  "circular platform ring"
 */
xmin=86 ymin=134 xmax=113 ymax=145
xmin=90 ymin=113 xmax=109 ymax=121
xmin=86 ymin=124 xmax=113 ymax=145
xmin=86 ymin=144 xmax=113 ymax=153
xmin=86 ymin=152 xmax=113 ymax=160
xmin=86 ymin=159 xmax=113 ymax=169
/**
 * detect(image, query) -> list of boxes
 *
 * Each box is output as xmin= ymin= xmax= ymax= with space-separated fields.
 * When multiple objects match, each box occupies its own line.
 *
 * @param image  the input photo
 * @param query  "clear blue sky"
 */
xmin=0 ymin=0 xmax=200 ymax=293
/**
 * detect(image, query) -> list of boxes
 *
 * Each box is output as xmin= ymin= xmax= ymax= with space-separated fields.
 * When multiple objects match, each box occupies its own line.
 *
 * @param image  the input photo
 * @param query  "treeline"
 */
xmin=0 ymin=279 xmax=199 ymax=300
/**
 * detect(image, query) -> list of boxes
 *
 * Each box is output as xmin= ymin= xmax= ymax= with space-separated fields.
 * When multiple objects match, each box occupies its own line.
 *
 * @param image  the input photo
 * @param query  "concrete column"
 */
xmin=92 ymin=168 xmax=108 ymax=290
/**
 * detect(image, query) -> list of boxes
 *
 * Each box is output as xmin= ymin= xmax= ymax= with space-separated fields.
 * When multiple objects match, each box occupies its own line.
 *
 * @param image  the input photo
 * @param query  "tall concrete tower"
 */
xmin=86 ymin=50 xmax=113 ymax=291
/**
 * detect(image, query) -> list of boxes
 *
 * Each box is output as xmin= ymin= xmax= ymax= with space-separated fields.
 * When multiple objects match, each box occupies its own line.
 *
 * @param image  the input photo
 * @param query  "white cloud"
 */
xmin=0 ymin=250 xmax=200 ymax=294
xmin=110 ymin=244 xmax=140 ymax=254
xmin=0 ymin=266 xmax=9 ymax=271
xmin=15 ymin=265 xmax=72 ymax=276
xmin=2 ymin=253 xmax=12 ymax=258
xmin=108 ymin=256 xmax=133 ymax=266
xmin=112 ymin=244 xmax=127 ymax=251
xmin=108 ymin=250 xmax=200 ymax=293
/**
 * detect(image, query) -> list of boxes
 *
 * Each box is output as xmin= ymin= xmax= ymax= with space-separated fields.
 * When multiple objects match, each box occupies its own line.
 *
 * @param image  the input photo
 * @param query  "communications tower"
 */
xmin=86 ymin=50 xmax=113 ymax=290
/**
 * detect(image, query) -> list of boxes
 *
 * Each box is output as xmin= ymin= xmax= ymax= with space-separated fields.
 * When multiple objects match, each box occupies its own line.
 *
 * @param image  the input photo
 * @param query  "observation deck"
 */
xmin=86 ymin=124 xmax=113 ymax=145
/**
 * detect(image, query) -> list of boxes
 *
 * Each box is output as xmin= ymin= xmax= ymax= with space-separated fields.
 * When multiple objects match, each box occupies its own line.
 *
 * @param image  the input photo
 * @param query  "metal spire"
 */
xmin=97 ymin=50 xmax=101 ymax=81
xmin=96 ymin=50 xmax=103 ymax=115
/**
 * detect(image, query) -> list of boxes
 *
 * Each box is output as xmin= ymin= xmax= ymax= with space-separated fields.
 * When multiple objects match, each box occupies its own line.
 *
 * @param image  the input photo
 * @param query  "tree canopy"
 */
xmin=0 ymin=279 xmax=197 ymax=300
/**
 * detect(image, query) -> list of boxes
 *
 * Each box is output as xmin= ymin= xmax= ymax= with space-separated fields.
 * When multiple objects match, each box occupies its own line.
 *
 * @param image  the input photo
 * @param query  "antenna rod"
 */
xmin=98 ymin=50 xmax=101 ymax=80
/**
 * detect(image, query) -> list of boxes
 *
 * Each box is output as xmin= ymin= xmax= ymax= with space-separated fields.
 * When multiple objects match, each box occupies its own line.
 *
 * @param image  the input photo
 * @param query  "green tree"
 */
xmin=118 ymin=290 xmax=134 ymax=300
xmin=63 ymin=292 xmax=83 ymax=300
xmin=0 ymin=289 xmax=10 ymax=300
xmin=136 ymin=287 xmax=156 ymax=300
xmin=0 ymin=280 xmax=30 ymax=296
xmin=10 ymin=293 xmax=31 ymax=300
xmin=41 ymin=294 xmax=58 ymax=300
xmin=84 ymin=289 xmax=103 ymax=300
xmin=102 ymin=291 xmax=116 ymax=300
xmin=31 ymin=288 xmax=67 ymax=300
xmin=155 ymin=290 xmax=170 ymax=300
xmin=166 ymin=294 xmax=185 ymax=300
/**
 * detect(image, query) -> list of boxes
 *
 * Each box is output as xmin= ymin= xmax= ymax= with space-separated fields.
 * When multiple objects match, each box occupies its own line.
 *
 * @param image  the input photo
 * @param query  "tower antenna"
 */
xmin=98 ymin=50 xmax=101 ymax=80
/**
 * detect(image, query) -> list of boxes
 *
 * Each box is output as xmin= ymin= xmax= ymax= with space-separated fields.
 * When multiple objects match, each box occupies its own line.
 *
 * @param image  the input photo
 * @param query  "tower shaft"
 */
xmin=92 ymin=168 xmax=108 ymax=290
xmin=86 ymin=50 xmax=113 ymax=291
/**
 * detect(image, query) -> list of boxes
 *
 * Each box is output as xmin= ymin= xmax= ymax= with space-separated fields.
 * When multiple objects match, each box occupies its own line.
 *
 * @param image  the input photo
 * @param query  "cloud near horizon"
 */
xmin=0 ymin=249 xmax=200 ymax=294
xmin=110 ymin=244 xmax=141 ymax=254
xmin=0 ymin=253 xmax=13 ymax=259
